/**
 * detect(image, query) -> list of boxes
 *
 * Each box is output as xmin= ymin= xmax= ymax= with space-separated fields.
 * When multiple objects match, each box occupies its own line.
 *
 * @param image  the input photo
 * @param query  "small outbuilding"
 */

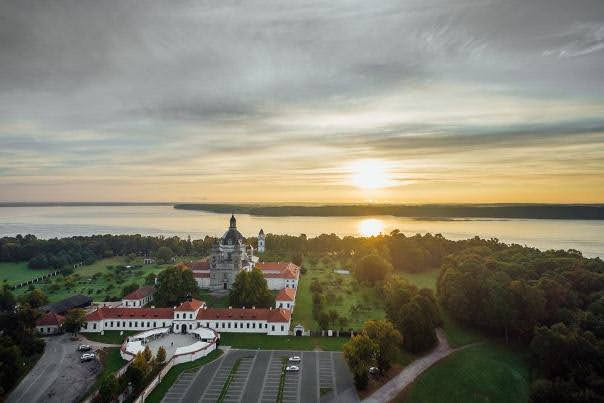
xmin=36 ymin=312 xmax=65 ymax=335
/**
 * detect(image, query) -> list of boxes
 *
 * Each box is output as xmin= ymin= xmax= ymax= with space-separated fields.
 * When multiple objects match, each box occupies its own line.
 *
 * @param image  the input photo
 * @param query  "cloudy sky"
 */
xmin=1 ymin=0 xmax=603 ymax=203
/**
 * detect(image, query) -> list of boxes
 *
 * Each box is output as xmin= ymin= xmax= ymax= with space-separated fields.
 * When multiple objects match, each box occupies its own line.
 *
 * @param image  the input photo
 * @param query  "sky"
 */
xmin=1 ymin=0 xmax=604 ymax=204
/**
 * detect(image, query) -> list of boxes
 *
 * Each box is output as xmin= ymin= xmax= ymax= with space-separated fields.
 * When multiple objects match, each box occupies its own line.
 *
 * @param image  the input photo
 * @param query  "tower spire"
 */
xmin=230 ymin=214 xmax=236 ymax=229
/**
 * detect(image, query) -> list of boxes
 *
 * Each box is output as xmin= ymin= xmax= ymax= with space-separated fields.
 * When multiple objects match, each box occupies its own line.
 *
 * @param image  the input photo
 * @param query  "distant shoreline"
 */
xmin=173 ymin=203 xmax=604 ymax=220
xmin=0 ymin=202 xmax=173 ymax=207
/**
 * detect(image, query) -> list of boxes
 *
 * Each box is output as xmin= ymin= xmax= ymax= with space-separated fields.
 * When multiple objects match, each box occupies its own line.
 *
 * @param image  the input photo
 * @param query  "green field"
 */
xmin=292 ymin=259 xmax=386 ymax=330
xmin=397 ymin=342 xmax=530 ymax=403
xmin=9 ymin=256 xmax=198 ymax=303
xmin=0 ymin=261 xmax=55 ymax=284
xmin=218 ymin=332 xmax=349 ymax=351
xmin=146 ymin=349 xmax=224 ymax=403
xmin=82 ymin=330 xmax=136 ymax=345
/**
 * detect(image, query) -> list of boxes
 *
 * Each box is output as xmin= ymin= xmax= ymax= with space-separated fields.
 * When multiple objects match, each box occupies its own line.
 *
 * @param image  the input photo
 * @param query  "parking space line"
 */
xmin=331 ymin=351 xmax=338 ymax=396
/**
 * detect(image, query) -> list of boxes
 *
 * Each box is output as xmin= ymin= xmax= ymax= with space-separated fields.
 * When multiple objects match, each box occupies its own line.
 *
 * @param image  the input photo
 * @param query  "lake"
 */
xmin=0 ymin=206 xmax=603 ymax=258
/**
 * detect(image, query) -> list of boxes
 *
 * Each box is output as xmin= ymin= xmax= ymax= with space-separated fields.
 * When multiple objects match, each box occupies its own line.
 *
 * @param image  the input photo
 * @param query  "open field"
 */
xmin=0 ymin=261 xmax=55 ymax=284
xmin=218 ymin=332 xmax=350 ymax=351
xmin=396 ymin=342 xmax=530 ymax=403
xmin=8 ymin=255 xmax=199 ymax=303
xmin=292 ymin=258 xmax=385 ymax=330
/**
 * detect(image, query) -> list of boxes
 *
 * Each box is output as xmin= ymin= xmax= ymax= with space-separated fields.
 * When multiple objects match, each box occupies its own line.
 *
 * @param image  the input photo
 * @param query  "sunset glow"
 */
xmin=358 ymin=218 xmax=384 ymax=237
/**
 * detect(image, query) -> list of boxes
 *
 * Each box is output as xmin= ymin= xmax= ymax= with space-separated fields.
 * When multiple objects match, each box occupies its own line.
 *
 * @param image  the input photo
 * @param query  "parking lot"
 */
xmin=162 ymin=349 xmax=357 ymax=403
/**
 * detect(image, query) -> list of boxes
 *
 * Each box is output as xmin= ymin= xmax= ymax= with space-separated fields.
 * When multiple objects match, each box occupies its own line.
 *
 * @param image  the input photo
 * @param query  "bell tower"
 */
xmin=258 ymin=228 xmax=265 ymax=253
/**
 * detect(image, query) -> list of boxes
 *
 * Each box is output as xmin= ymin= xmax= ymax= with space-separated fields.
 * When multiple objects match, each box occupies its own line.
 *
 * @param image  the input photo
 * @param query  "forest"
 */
xmin=173 ymin=203 xmax=604 ymax=219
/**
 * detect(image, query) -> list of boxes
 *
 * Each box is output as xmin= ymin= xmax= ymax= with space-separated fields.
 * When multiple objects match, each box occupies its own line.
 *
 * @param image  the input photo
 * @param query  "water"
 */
xmin=0 ymin=206 xmax=603 ymax=258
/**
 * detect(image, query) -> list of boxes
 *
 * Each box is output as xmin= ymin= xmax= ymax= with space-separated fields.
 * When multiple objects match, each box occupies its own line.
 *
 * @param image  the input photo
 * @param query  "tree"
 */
xmin=21 ymin=288 xmax=48 ymax=308
xmin=396 ymin=300 xmax=437 ymax=353
xmin=343 ymin=333 xmax=378 ymax=389
xmin=318 ymin=312 xmax=330 ymax=330
xmin=143 ymin=345 xmax=152 ymax=363
xmin=229 ymin=268 xmax=275 ymax=308
xmin=0 ymin=285 xmax=16 ymax=311
xmin=145 ymin=273 xmax=157 ymax=286
xmin=154 ymin=264 xmax=200 ymax=307
xmin=354 ymin=254 xmax=392 ymax=285
xmin=127 ymin=352 xmax=150 ymax=389
xmin=362 ymin=320 xmax=402 ymax=372
xmin=328 ymin=310 xmax=339 ymax=327
xmin=98 ymin=375 xmax=118 ymax=403
xmin=63 ymin=308 xmax=87 ymax=335
xmin=156 ymin=346 xmax=166 ymax=364
xmin=157 ymin=246 xmax=174 ymax=264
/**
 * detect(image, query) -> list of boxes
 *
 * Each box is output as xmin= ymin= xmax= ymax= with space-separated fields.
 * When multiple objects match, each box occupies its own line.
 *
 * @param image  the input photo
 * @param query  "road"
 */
xmin=7 ymin=334 xmax=101 ymax=403
xmin=363 ymin=329 xmax=476 ymax=403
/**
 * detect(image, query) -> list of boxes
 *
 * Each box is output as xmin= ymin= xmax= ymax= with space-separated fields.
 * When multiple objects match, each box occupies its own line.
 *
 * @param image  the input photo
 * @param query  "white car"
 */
xmin=285 ymin=365 xmax=300 ymax=372
xmin=77 ymin=344 xmax=91 ymax=351
xmin=288 ymin=356 xmax=301 ymax=363
xmin=80 ymin=353 xmax=96 ymax=362
xmin=369 ymin=366 xmax=379 ymax=375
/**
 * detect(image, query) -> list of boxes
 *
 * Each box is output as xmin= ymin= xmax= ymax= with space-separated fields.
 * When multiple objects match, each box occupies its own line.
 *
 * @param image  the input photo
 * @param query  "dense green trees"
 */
xmin=0 ymin=286 xmax=44 ymax=399
xmin=362 ymin=320 xmax=402 ymax=373
xmin=343 ymin=333 xmax=378 ymax=389
xmin=156 ymin=246 xmax=174 ymax=264
xmin=154 ymin=264 xmax=200 ymax=307
xmin=229 ymin=268 xmax=275 ymax=308
xmin=64 ymin=308 xmax=87 ymax=335
xmin=437 ymin=244 xmax=604 ymax=402
xmin=354 ymin=254 xmax=392 ymax=285
xmin=382 ymin=275 xmax=442 ymax=353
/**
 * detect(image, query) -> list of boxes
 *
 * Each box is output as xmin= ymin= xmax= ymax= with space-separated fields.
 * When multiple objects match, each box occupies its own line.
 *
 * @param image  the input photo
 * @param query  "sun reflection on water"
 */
xmin=359 ymin=218 xmax=384 ymax=237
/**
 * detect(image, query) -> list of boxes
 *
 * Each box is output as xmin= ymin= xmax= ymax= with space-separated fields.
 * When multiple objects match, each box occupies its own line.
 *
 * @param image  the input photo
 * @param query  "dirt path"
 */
xmin=362 ymin=329 xmax=475 ymax=403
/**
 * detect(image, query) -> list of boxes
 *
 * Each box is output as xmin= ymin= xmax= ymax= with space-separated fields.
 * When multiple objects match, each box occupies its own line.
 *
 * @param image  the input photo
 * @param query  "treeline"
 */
xmin=0 ymin=234 xmax=216 ymax=273
xmin=174 ymin=203 xmax=604 ymax=219
xmin=437 ymin=245 xmax=604 ymax=402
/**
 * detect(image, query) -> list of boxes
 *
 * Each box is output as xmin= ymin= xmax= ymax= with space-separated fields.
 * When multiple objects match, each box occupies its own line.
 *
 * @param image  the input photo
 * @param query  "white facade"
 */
xmin=265 ymin=277 xmax=298 ymax=290
xmin=258 ymin=229 xmax=265 ymax=253
xmin=36 ymin=324 xmax=61 ymax=335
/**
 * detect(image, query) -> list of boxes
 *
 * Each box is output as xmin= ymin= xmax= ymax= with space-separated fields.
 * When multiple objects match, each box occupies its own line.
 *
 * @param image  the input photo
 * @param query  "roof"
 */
xmin=222 ymin=227 xmax=244 ymax=245
xmin=123 ymin=285 xmax=155 ymax=300
xmin=186 ymin=260 xmax=210 ymax=270
xmin=276 ymin=288 xmax=296 ymax=301
xmin=39 ymin=294 xmax=93 ymax=314
xmin=193 ymin=272 xmax=210 ymax=278
xmin=175 ymin=299 xmax=205 ymax=311
xmin=86 ymin=307 xmax=174 ymax=321
xmin=197 ymin=307 xmax=291 ymax=323
xmin=36 ymin=312 xmax=64 ymax=326
xmin=259 ymin=228 xmax=264 ymax=235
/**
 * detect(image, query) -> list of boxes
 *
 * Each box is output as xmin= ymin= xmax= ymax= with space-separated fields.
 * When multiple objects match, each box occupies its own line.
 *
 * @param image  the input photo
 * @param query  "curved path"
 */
xmin=363 ymin=329 xmax=475 ymax=403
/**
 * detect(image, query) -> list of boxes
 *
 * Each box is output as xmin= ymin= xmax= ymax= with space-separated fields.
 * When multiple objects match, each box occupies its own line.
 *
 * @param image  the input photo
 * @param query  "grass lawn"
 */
xmin=396 ymin=342 xmax=530 ymax=403
xmin=292 ymin=259 xmax=385 ymax=330
xmin=82 ymin=330 xmax=136 ymax=345
xmin=397 ymin=269 xmax=440 ymax=291
xmin=11 ymin=255 xmax=199 ymax=303
xmin=218 ymin=333 xmax=350 ymax=351
xmin=0 ymin=261 xmax=55 ymax=284
xmin=145 ymin=349 xmax=223 ymax=403
xmin=197 ymin=289 xmax=229 ymax=308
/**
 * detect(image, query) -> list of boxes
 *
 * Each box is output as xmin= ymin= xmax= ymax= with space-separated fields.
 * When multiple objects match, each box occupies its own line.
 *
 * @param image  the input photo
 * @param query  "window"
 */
xmin=163 ymin=322 xmax=166 ymax=327
xmin=117 ymin=322 xmax=120 ymax=328
xmin=222 ymin=323 xmax=225 ymax=328
xmin=147 ymin=321 xmax=150 ymax=327
xmin=47 ymin=327 xmax=50 ymax=333
xmin=246 ymin=323 xmax=249 ymax=329
xmin=189 ymin=324 xmax=193 ymax=329
xmin=206 ymin=322 xmax=209 ymax=327
xmin=110 ymin=321 xmax=113 ymax=327
xmin=190 ymin=314 xmax=193 ymax=319
xmin=93 ymin=323 xmax=97 ymax=329
xmin=176 ymin=313 xmax=179 ymax=319
xmin=234 ymin=323 xmax=237 ymax=329
xmin=265 ymin=323 xmax=268 ymax=329
xmin=281 ymin=325 xmax=284 ymax=331
xmin=215 ymin=322 xmax=218 ymax=328
xmin=228 ymin=323 xmax=231 ymax=328
xmin=126 ymin=301 xmax=129 ymax=306
xmin=271 ymin=325 xmax=275 ymax=331
xmin=279 ymin=303 xmax=283 ymax=308
xmin=287 ymin=304 xmax=290 ymax=308
xmin=154 ymin=322 xmax=156 ymax=327
xmin=123 ymin=321 xmax=126 ymax=327
xmin=134 ymin=322 xmax=138 ymax=328
xmin=252 ymin=323 xmax=256 ymax=329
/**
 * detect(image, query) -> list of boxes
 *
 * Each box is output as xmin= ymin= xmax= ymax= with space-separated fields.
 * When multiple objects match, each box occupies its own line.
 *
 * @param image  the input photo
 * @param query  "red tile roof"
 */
xmin=36 ymin=312 xmax=64 ymax=326
xmin=276 ymin=288 xmax=296 ymax=301
xmin=197 ymin=307 xmax=291 ymax=323
xmin=86 ymin=307 xmax=174 ymax=321
xmin=123 ymin=285 xmax=155 ymax=300
xmin=175 ymin=299 xmax=205 ymax=311
xmin=193 ymin=272 xmax=210 ymax=278
xmin=256 ymin=262 xmax=300 ymax=279
xmin=186 ymin=260 xmax=210 ymax=270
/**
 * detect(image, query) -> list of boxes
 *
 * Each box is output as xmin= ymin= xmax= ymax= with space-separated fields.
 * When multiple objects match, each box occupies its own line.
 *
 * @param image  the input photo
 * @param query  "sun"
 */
xmin=359 ymin=218 xmax=384 ymax=237
xmin=350 ymin=160 xmax=394 ymax=189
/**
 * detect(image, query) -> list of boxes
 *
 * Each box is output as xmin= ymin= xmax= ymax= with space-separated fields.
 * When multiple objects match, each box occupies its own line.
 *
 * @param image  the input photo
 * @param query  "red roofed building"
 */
xmin=275 ymin=288 xmax=297 ymax=311
xmin=36 ymin=312 xmax=65 ymax=335
xmin=122 ymin=285 xmax=155 ymax=308
xmin=81 ymin=302 xmax=291 ymax=336
xmin=256 ymin=262 xmax=300 ymax=290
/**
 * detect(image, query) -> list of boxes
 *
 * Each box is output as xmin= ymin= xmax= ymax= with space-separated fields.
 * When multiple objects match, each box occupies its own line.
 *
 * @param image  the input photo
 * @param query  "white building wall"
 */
xmin=276 ymin=299 xmax=294 ymax=312
xmin=36 ymin=325 xmax=60 ymax=335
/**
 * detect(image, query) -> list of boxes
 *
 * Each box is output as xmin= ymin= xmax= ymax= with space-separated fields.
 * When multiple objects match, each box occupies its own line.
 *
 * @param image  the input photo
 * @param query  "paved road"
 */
xmin=162 ymin=349 xmax=358 ymax=403
xmin=363 ymin=329 xmax=476 ymax=403
xmin=7 ymin=334 xmax=101 ymax=403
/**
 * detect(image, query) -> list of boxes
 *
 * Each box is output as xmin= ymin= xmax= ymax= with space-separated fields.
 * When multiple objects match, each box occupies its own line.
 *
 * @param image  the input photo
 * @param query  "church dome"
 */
xmin=222 ymin=215 xmax=244 ymax=245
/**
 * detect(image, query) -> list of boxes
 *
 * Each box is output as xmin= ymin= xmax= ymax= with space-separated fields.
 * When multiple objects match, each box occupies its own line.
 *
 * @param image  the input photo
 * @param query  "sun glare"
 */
xmin=359 ymin=218 xmax=384 ymax=237
xmin=350 ymin=160 xmax=393 ymax=189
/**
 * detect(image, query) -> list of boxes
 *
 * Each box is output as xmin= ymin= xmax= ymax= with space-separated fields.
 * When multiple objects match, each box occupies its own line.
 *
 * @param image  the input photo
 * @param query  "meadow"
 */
xmin=7 ymin=256 xmax=198 ymax=303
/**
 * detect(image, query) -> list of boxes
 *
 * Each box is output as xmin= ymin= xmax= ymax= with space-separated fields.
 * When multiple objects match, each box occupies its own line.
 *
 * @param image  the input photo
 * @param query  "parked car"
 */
xmin=288 ymin=356 xmax=301 ymax=363
xmin=285 ymin=365 xmax=300 ymax=372
xmin=77 ymin=344 xmax=91 ymax=352
xmin=80 ymin=353 xmax=96 ymax=362
xmin=369 ymin=366 xmax=379 ymax=375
